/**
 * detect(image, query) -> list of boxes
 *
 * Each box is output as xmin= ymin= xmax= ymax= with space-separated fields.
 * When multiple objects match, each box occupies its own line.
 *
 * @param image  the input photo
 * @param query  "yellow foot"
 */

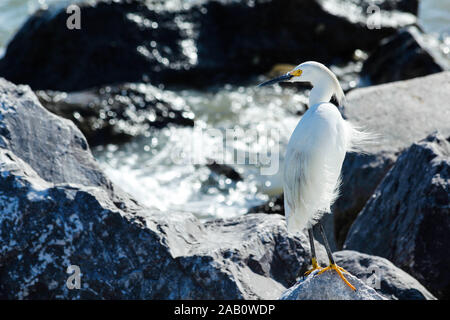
xmin=304 ymin=265 xmax=324 ymax=276
xmin=304 ymin=257 xmax=323 ymax=276
xmin=317 ymin=263 xmax=356 ymax=291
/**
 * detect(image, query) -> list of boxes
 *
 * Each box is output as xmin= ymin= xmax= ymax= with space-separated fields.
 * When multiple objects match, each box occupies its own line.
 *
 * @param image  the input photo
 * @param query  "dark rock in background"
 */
xmin=36 ymin=83 xmax=194 ymax=147
xmin=360 ymin=26 xmax=449 ymax=86
xmin=335 ymin=71 xmax=450 ymax=249
xmin=344 ymin=133 xmax=450 ymax=299
xmin=334 ymin=250 xmax=436 ymax=300
xmin=0 ymin=0 xmax=415 ymax=91
xmin=206 ymin=160 xmax=243 ymax=182
xmin=0 ymin=77 xmax=329 ymax=299
xmin=333 ymin=152 xmax=394 ymax=248
xmin=248 ymin=194 xmax=284 ymax=215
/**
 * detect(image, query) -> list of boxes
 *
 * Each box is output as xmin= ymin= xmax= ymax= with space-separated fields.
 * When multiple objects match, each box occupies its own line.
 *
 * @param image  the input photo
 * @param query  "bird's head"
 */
xmin=258 ymin=61 xmax=331 ymax=86
xmin=258 ymin=61 xmax=346 ymax=107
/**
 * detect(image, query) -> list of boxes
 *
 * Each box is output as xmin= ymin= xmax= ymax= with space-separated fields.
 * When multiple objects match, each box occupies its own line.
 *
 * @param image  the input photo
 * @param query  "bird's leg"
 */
xmin=316 ymin=221 xmax=356 ymax=291
xmin=303 ymin=227 xmax=323 ymax=276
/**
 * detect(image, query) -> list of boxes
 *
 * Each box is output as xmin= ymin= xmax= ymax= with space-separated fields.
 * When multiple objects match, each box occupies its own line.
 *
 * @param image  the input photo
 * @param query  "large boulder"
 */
xmin=36 ymin=83 xmax=195 ymax=147
xmin=280 ymin=269 xmax=386 ymax=300
xmin=344 ymin=133 xmax=450 ymax=299
xmin=0 ymin=0 xmax=415 ymax=91
xmin=334 ymin=251 xmax=436 ymax=300
xmin=360 ymin=26 xmax=449 ymax=86
xmin=333 ymin=71 xmax=450 ymax=248
xmin=0 ymin=77 xmax=327 ymax=299
xmin=0 ymin=79 xmax=113 ymax=191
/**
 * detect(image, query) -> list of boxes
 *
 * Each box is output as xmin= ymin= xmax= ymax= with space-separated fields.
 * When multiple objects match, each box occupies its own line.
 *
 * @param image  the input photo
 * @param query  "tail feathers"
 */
xmin=346 ymin=121 xmax=379 ymax=154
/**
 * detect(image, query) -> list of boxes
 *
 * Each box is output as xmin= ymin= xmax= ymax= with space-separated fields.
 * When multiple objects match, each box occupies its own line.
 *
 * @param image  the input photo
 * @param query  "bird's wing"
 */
xmin=283 ymin=149 xmax=310 ymax=232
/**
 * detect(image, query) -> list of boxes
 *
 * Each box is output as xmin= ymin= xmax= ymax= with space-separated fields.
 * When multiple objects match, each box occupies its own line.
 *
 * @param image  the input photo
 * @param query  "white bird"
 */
xmin=259 ymin=61 xmax=370 ymax=290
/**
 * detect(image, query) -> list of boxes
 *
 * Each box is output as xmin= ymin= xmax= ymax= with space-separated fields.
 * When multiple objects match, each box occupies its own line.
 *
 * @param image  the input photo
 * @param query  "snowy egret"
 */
xmin=259 ymin=61 xmax=370 ymax=291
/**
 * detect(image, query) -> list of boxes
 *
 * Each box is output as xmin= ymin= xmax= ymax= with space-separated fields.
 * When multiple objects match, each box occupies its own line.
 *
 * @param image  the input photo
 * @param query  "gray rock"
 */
xmin=344 ymin=133 xmax=450 ymax=299
xmin=360 ymin=26 xmax=449 ymax=86
xmin=333 ymin=71 xmax=450 ymax=248
xmin=334 ymin=250 xmax=436 ymax=300
xmin=0 ymin=77 xmax=326 ymax=299
xmin=0 ymin=79 xmax=107 ymax=189
xmin=280 ymin=268 xmax=386 ymax=300
xmin=178 ymin=214 xmax=329 ymax=299
xmin=333 ymin=152 xmax=395 ymax=248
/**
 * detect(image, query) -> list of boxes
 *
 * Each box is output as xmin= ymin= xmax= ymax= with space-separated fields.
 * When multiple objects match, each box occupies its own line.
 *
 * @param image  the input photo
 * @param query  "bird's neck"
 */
xmin=309 ymin=80 xmax=334 ymax=107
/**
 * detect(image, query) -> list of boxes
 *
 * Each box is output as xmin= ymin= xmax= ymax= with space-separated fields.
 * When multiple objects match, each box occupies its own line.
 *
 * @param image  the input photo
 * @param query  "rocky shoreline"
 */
xmin=0 ymin=73 xmax=446 ymax=300
xmin=0 ymin=0 xmax=448 ymax=300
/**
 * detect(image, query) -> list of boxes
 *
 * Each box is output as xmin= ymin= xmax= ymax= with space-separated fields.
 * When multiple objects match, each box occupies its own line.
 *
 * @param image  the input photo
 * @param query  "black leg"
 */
xmin=308 ymin=228 xmax=318 ymax=268
xmin=294 ymin=227 xmax=319 ymax=281
xmin=315 ymin=221 xmax=357 ymax=291
xmin=318 ymin=221 xmax=335 ymax=265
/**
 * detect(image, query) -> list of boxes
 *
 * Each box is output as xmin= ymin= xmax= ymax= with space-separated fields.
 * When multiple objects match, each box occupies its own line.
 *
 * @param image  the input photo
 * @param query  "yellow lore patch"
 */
xmin=290 ymin=69 xmax=303 ymax=77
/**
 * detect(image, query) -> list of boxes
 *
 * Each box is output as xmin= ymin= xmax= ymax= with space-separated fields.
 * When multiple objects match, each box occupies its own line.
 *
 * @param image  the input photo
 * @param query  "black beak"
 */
xmin=258 ymin=73 xmax=293 ymax=87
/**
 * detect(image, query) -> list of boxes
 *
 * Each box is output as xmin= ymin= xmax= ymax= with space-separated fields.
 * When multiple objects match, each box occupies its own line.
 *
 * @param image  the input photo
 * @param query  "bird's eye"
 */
xmin=290 ymin=69 xmax=302 ymax=77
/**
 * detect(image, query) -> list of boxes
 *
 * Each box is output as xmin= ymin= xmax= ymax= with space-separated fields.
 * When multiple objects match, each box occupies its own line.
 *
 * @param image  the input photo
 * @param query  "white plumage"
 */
xmin=260 ymin=61 xmax=370 ymax=233
xmin=258 ymin=61 xmax=370 ymax=290
xmin=284 ymin=101 xmax=348 ymax=232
